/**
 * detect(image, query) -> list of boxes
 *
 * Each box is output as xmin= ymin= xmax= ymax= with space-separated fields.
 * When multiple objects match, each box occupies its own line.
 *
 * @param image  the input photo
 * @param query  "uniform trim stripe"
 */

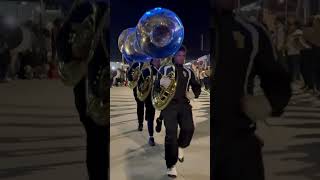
xmin=235 ymin=16 xmax=259 ymax=96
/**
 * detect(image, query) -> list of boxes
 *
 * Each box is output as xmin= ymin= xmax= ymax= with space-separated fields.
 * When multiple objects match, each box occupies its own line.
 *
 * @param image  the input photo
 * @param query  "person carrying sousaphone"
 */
xmin=155 ymin=46 xmax=201 ymax=178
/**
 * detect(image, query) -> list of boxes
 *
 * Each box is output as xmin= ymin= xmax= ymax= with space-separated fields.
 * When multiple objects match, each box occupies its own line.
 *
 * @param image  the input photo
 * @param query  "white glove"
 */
xmin=186 ymin=91 xmax=195 ymax=100
xmin=160 ymin=76 xmax=171 ymax=89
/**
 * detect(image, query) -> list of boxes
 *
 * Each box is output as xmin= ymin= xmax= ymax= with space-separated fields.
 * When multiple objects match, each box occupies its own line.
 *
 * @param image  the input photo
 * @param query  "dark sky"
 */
xmin=110 ymin=0 xmax=210 ymax=61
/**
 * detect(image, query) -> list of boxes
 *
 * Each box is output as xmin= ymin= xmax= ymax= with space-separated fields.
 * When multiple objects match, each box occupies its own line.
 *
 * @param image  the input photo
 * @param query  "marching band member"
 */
xmin=127 ymin=61 xmax=145 ymax=131
xmin=156 ymin=46 xmax=201 ymax=178
xmin=56 ymin=1 xmax=109 ymax=179
xmin=212 ymin=0 xmax=291 ymax=179
xmin=137 ymin=58 xmax=161 ymax=146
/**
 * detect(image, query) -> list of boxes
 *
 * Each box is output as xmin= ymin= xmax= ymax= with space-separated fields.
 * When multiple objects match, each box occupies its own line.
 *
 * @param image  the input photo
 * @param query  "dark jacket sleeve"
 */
xmin=153 ymin=67 xmax=162 ymax=93
xmin=253 ymin=24 xmax=291 ymax=116
xmin=189 ymin=69 xmax=202 ymax=98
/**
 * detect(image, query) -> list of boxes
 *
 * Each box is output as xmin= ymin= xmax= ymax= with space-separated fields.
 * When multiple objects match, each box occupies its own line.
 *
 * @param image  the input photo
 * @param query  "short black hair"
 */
xmin=172 ymin=45 xmax=187 ymax=64
xmin=177 ymin=45 xmax=187 ymax=53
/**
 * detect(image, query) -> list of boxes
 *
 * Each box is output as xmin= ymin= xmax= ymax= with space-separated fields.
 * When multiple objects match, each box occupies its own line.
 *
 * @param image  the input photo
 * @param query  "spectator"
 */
xmin=274 ymin=17 xmax=287 ymax=70
xmin=0 ymin=39 xmax=11 ymax=83
xmin=300 ymin=22 xmax=313 ymax=93
xmin=51 ymin=18 xmax=62 ymax=63
xmin=286 ymin=21 xmax=303 ymax=86
xmin=303 ymin=15 xmax=320 ymax=96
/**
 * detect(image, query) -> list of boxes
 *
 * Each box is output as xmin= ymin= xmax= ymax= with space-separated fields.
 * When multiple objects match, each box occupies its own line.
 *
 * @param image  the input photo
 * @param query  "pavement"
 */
xmin=0 ymin=80 xmax=88 ymax=180
xmin=110 ymin=86 xmax=210 ymax=180
xmin=1 ymin=80 xmax=320 ymax=180
xmin=258 ymin=91 xmax=320 ymax=180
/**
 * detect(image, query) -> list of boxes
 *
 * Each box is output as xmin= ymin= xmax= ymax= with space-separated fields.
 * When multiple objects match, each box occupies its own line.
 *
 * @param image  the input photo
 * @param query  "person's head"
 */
xmin=151 ymin=58 xmax=161 ymax=68
xmin=215 ymin=0 xmax=237 ymax=12
xmin=173 ymin=45 xmax=187 ymax=65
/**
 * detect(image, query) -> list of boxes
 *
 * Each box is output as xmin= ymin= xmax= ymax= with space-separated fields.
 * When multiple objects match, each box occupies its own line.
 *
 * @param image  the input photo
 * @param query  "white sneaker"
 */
xmin=167 ymin=166 xmax=177 ymax=178
xmin=178 ymin=147 xmax=184 ymax=162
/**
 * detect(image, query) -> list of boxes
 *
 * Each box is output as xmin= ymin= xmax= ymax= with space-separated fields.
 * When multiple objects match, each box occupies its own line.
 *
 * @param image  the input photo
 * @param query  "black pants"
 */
xmin=162 ymin=102 xmax=195 ymax=168
xmin=277 ymin=51 xmax=288 ymax=72
xmin=133 ymin=88 xmax=156 ymax=136
xmin=287 ymin=55 xmax=301 ymax=82
xmin=203 ymin=77 xmax=210 ymax=90
xmin=300 ymin=49 xmax=313 ymax=89
xmin=145 ymin=94 xmax=156 ymax=137
xmin=133 ymin=87 xmax=145 ymax=125
xmin=73 ymin=78 xmax=109 ymax=180
xmin=213 ymin=134 xmax=265 ymax=180
xmin=0 ymin=63 xmax=9 ymax=80
xmin=312 ymin=47 xmax=320 ymax=90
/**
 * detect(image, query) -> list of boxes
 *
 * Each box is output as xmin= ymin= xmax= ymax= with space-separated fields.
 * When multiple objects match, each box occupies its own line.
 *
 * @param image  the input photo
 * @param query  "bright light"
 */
xmin=112 ymin=66 xmax=115 ymax=70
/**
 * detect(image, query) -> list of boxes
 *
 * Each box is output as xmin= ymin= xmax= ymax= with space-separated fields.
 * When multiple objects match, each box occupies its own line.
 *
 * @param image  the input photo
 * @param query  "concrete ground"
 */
xmin=0 ymin=80 xmax=88 ymax=180
xmin=110 ymin=86 xmax=210 ymax=180
xmin=1 ymin=80 xmax=320 ymax=180
xmin=258 ymin=92 xmax=320 ymax=180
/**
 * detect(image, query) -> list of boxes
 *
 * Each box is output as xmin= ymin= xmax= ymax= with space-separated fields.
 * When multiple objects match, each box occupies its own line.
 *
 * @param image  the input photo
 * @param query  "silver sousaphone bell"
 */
xmin=56 ymin=0 xmax=97 ymax=86
xmin=136 ymin=7 xmax=184 ymax=58
xmin=134 ymin=7 xmax=184 ymax=110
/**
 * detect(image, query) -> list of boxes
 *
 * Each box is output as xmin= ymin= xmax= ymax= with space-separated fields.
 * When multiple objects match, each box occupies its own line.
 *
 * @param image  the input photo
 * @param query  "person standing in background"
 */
xmin=0 ymin=38 xmax=11 ymax=83
xmin=286 ymin=21 xmax=303 ymax=88
xmin=274 ymin=17 xmax=287 ymax=70
xmin=51 ymin=18 xmax=62 ymax=63
xmin=300 ymin=22 xmax=313 ymax=93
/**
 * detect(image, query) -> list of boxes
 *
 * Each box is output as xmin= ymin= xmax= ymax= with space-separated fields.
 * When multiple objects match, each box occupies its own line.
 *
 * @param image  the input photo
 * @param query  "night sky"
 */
xmin=110 ymin=0 xmax=210 ymax=62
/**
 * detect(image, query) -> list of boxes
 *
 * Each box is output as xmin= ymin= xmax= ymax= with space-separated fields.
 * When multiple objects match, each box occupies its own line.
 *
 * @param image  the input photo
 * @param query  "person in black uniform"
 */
xmin=137 ymin=58 xmax=161 ymax=146
xmin=56 ymin=1 xmax=109 ymax=180
xmin=157 ymin=46 xmax=201 ymax=178
xmin=128 ymin=62 xmax=145 ymax=131
xmin=212 ymin=1 xmax=291 ymax=180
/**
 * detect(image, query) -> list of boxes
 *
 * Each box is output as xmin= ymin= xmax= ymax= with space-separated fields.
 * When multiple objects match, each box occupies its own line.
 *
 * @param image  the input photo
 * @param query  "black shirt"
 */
xmin=172 ymin=64 xmax=201 ymax=103
xmin=154 ymin=63 xmax=201 ymax=104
